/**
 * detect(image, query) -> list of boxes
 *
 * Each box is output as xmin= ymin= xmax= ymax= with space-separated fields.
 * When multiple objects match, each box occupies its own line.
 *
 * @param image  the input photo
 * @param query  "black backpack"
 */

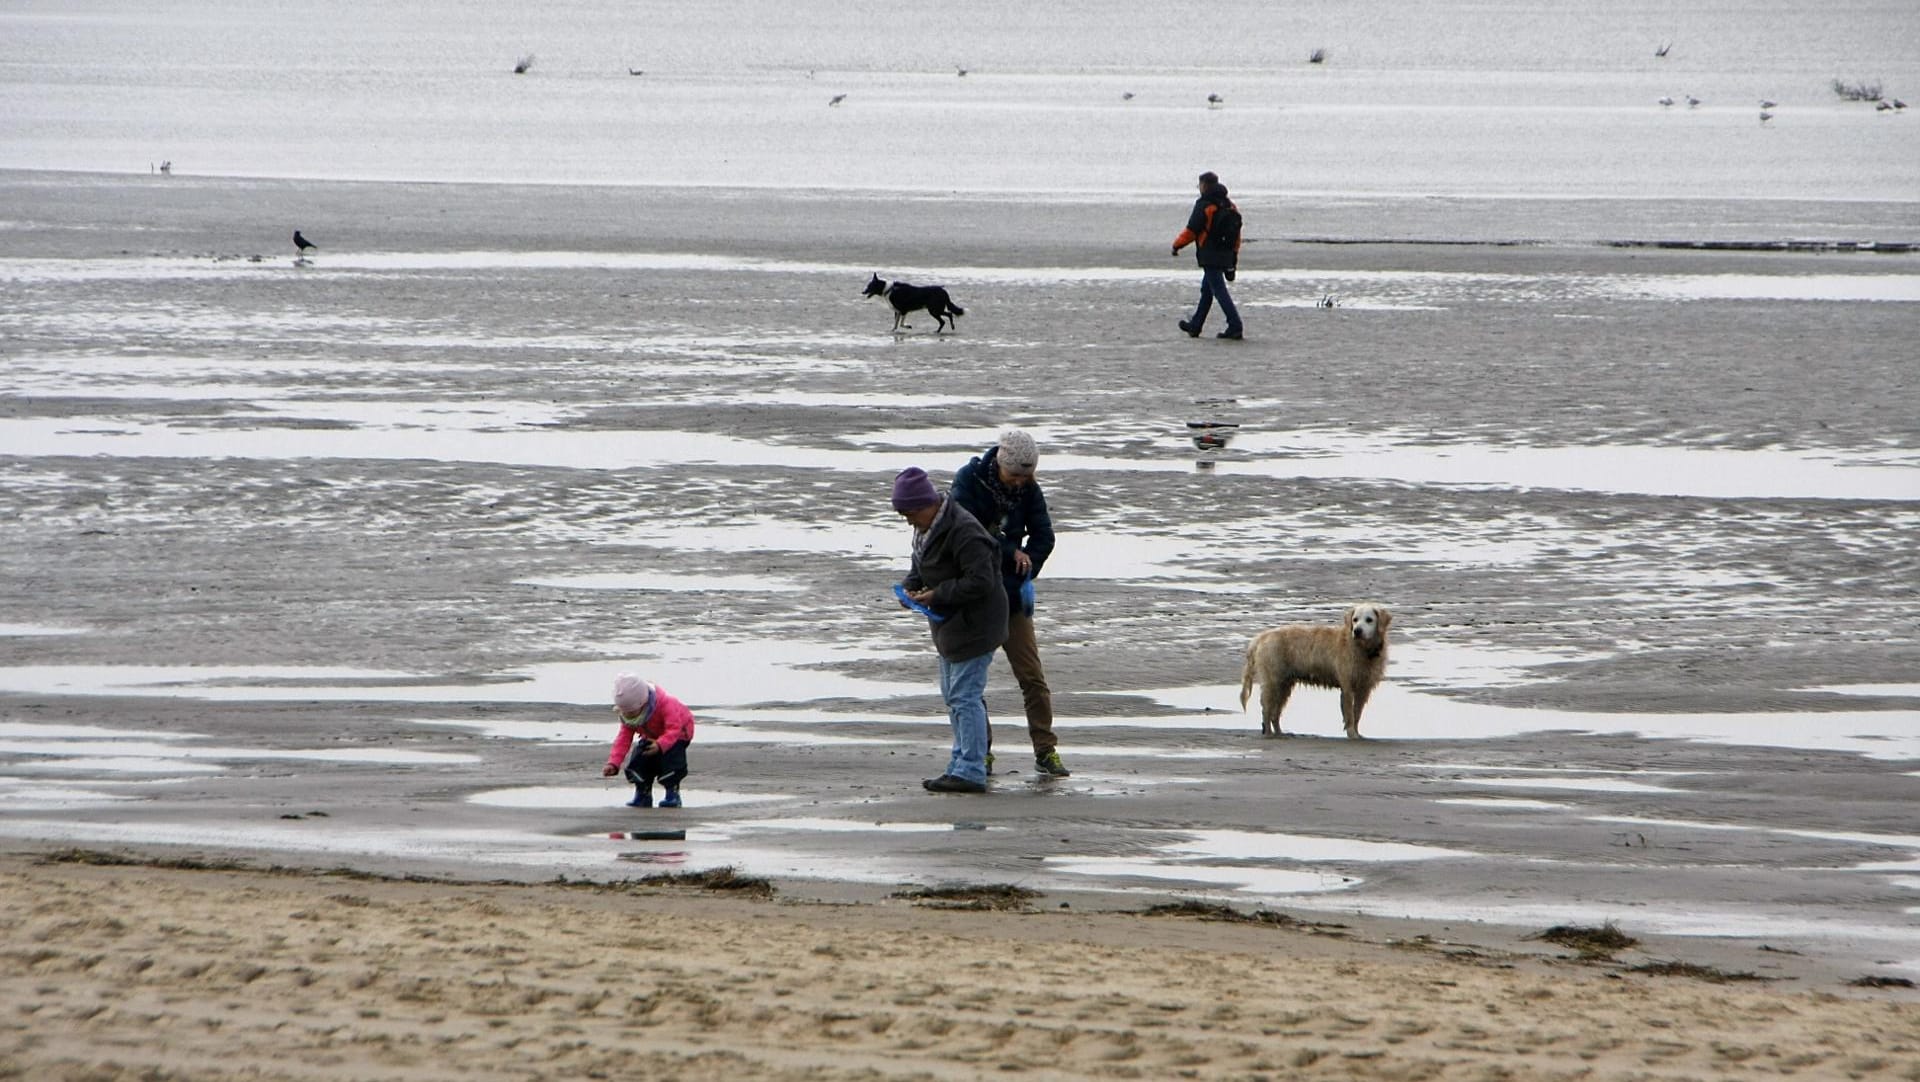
xmin=1205 ymin=202 xmax=1242 ymax=250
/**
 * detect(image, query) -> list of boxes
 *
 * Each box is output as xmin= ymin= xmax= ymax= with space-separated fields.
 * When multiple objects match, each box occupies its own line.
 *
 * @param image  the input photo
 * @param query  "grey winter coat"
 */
xmin=901 ymin=497 xmax=1009 ymax=662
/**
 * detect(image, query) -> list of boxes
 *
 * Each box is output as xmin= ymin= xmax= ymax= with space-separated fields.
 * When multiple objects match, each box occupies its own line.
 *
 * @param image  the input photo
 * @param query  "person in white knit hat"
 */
xmin=950 ymin=429 xmax=1069 ymax=777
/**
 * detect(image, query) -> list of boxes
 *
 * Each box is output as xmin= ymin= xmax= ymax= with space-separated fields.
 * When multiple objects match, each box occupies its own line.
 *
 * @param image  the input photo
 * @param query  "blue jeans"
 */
xmin=1190 ymin=266 xmax=1241 ymax=332
xmin=938 ymin=651 xmax=993 ymax=784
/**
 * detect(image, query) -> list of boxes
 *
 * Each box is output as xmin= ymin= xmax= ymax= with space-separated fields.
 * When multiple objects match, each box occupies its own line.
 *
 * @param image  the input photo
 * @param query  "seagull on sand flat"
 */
xmin=828 ymin=93 xmax=846 ymax=106
xmin=1206 ymin=93 xmax=1223 ymax=107
xmin=1657 ymin=95 xmax=1674 ymax=107
xmin=1686 ymin=94 xmax=1701 ymax=107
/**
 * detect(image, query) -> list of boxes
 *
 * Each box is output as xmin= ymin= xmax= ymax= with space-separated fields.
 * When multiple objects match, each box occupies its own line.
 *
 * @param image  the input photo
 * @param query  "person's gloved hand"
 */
xmin=1225 ymin=268 xmax=1236 ymax=282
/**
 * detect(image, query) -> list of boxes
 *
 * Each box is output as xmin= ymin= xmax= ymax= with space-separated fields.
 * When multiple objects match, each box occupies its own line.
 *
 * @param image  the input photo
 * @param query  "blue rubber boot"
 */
xmin=626 ymin=784 xmax=652 ymax=808
xmin=658 ymin=786 xmax=682 ymax=809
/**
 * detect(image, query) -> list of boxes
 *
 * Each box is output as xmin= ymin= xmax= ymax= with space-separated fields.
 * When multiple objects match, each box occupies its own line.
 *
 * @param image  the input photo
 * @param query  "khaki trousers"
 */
xmin=1000 ymin=610 xmax=1057 ymax=757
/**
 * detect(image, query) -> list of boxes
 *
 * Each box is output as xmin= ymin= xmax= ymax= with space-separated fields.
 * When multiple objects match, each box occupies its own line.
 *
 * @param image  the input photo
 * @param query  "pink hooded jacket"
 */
xmin=605 ymin=683 xmax=696 ymax=768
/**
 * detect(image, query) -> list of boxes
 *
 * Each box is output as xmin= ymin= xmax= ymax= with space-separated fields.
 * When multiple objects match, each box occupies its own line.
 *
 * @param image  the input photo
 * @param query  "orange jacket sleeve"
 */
xmin=1172 ymin=203 xmax=1215 ymax=252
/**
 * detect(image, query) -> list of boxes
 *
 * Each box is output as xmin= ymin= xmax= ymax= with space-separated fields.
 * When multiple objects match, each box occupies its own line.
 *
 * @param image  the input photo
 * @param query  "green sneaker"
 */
xmin=1036 ymin=751 xmax=1071 ymax=777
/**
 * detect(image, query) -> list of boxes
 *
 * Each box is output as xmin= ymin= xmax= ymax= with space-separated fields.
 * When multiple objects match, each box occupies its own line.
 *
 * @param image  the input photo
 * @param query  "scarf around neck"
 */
xmin=975 ymin=449 xmax=1018 ymax=535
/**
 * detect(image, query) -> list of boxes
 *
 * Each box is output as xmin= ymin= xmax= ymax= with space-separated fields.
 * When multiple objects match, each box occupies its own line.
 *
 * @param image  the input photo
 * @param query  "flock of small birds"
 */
xmin=496 ymin=42 xmax=1910 ymax=120
xmin=1658 ymin=90 xmax=1906 ymax=120
xmin=581 ymin=42 xmax=1912 ymax=117
xmin=1650 ymin=44 xmax=1906 ymax=121
xmin=492 ymin=50 xmax=1351 ymax=110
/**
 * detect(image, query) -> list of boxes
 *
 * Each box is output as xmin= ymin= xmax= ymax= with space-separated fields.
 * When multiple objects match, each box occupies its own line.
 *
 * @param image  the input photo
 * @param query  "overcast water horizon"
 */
xmin=3 ymin=0 xmax=1918 ymax=215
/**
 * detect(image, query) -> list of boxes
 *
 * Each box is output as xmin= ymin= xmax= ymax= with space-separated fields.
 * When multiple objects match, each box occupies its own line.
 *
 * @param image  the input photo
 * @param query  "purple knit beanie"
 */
xmin=891 ymin=467 xmax=940 ymax=512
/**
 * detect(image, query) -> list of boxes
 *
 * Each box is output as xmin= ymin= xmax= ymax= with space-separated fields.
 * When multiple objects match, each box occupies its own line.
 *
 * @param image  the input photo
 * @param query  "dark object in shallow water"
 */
xmin=1187 ymin=420 xmax=1240 ymax=451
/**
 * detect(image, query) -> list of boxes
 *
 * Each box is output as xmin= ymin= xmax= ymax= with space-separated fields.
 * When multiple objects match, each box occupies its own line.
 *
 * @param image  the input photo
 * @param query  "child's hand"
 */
xmin=600 ymin=763 xmax=619 ymax=777
xmin=637 ymin=740 xmax=661 ymax=758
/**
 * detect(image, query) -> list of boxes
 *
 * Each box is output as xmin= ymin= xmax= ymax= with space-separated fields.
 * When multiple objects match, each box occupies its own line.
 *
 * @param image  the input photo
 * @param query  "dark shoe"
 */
xmin=1035 ymin=751 xmax=1071 ymax=777
xmin=923 ymin=774 xmax=987 ymax=794
xmin=1216 ymin=328 xmax=1243 ymax=340
xmin=625 ymin=786 xmax=652 ymax=808
xmin=1178 ymin=320 xmax=1201 ymax=338
xmin=658 ymin=787 xmax=681 ymax=809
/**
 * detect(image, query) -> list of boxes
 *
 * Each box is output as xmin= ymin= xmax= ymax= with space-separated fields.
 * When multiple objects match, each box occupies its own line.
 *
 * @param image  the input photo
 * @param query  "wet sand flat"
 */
xmin=1 ymin=172 xmax=1918 ymax=1076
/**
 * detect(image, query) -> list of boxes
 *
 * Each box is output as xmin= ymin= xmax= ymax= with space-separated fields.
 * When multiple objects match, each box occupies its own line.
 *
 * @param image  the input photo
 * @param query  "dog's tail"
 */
xmin=1238 ymin=640 xmax=1258 ymax=711
xmin=946 ymin=303 xmax=965 ymax=317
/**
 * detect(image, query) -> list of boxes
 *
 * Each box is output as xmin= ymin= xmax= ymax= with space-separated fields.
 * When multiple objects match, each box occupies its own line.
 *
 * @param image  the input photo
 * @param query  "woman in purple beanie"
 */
xmin=892 ymin=466 xmax=1008 ymax=793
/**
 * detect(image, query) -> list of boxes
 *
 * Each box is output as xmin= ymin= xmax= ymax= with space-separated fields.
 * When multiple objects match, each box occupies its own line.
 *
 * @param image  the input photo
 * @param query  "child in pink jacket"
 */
xmin=600 ymin=673 xmax=696 ymax=808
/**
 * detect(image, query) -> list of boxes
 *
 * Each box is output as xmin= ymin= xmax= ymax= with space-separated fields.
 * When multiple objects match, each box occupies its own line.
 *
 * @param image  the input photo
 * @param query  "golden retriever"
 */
xmin=1238 ymin=603 xmax=1391 ymax=738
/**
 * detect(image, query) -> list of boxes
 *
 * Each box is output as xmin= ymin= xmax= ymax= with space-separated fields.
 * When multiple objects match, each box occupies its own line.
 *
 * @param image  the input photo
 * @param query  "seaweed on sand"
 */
xmin=1530 ymin=922 xmax=1640 ymax=958
xmin=1845 ymin=975 xmax=1916 ymax=989
xmin=632 ymin=866 xmax=775 ymax=898
xmin=38 ymin=848 xmax=250 ymax=872
xmin=891 ymin=883 xmax=1040 ymax=910
xmin=1631 ymin=960 xmax=1773 ymax=983
xmin=1141 ymin=899 xmax=1347 ymax=932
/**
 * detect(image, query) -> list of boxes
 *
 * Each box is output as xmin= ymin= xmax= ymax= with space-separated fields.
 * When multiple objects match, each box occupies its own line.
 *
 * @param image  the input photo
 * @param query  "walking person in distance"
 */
xmin=1171 ymin=170 xmax=1244 ymax=339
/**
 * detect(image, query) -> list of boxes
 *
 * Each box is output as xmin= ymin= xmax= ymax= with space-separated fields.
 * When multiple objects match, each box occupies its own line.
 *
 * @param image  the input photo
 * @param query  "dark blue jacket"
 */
xmin=950 ymin=445 xmax=1055 ymax=612
xmin=1175 ymin=184 xmax=1241 ymax=270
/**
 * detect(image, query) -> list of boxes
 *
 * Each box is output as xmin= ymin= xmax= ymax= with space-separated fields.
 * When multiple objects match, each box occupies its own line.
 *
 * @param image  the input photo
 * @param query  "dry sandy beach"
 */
xmin=2 ymin=171 xmax=1918 ymax=1078
xmin=6 ymin=852 xmax=1919 ymax=1082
